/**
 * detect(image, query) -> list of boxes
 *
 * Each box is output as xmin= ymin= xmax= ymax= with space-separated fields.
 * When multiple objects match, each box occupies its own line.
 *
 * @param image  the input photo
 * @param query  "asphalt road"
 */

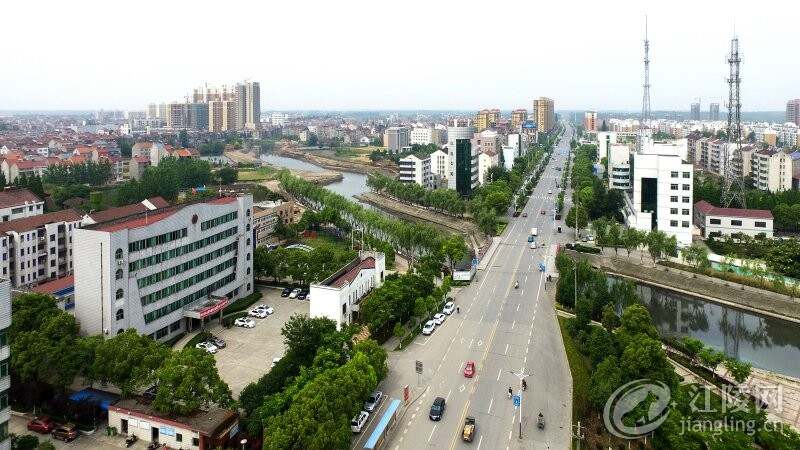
xmin=357 ymin=126 xmax=577 ymax=450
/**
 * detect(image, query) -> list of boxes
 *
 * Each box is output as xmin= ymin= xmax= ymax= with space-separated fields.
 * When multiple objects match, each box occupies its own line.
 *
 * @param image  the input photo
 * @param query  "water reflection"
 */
xmin=259 ymin=153 xmax=370 ymax=202
xmin=610 ymin=277 xmax=800 ymax=378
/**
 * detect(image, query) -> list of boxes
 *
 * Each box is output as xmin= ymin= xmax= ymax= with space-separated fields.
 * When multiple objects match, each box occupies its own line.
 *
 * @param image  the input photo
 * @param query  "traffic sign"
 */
xmin=415 ymin=360 xmax=423 ymax=374
xmin=513 ymin=395 xmax=521 ymax=407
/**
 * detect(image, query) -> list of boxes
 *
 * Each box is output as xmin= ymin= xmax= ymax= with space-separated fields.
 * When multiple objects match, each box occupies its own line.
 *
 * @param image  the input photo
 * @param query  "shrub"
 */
xmin=224 ymin=291 xmax=263 ymax=314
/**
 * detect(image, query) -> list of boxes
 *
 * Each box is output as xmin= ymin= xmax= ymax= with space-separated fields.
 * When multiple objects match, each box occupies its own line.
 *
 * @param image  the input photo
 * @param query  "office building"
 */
xmin=584 ymin=111 xmax=597 ymax=131
xmin=607 ymin=144 xmax=632 ymax=190
xmin=709 ymin=103 xmax=720 ymax=121
xmin=533 ymin=97 xmax=555 ymax=133
xmin=0 ymin=279 xmax=9 ymax=450
xmin=73 ymin=195 xmax=254 ymax=341
xmin=429 ymin=149 xmax=449 ymax=180
xmin=446 ymin=125 xmax=477 ymax=195
xmin=690 ymin=102 xmax=701 ymax=121
xmin=787 ymin=99 xmax=800 ymax=126
xmin=694 ymin=201 xmax=773 ymax=238
xmin=752 ymin=149 xmax=792 ymax=193
xmin=398 ymin=154 xmax=433 ymax=188
xmin=475 ymin=109 xmax=500 ymax=132
xmin=383 ymin=127 xmax=410 ymax=153
xmin=0 ymin=188 xmax=44 ymax=222
xmin=511 ymin=109 xmax=528 ymax=131
xmin=309 ymin=251 xmax=385 ymax=330
xmin=596 ymin=131 xmax=617 ymax=164
xmin=409 ymin=127 xmax=445 ymax=146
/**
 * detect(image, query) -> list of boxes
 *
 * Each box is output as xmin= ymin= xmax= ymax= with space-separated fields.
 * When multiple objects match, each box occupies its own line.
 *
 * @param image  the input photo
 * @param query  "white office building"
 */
xmin=429 ymin=149 xmax=449 ymax=180
xmin=694 ymin=201 xmax=774 ymax=238
xmin=597 ymin=131 xmax=618 ymax=164
xmin=446 ymin=125 xmax=478 ymax=195
xmin=0 ymin=279 xmax=9 ymax=450
xmin=398 ymin=154 xmax=433 ymax=188
xmin=309 ymin=251 xmax=385 ymax=330
xmin=383 ymin=127 xmax=410 ymax=153
xmin=624 ymin=138 xmax=694 ymax=245
xmin=608 ymin=144 xmax=632 ymax=190
xmin=409 ymin=127 xmax=445 ymax=146
xmin=73 ymin=195 xmax=254 ymax=341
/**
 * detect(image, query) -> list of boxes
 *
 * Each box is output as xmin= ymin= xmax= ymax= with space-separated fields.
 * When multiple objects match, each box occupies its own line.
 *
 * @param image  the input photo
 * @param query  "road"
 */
xmin=356 ymin=125 xmax=576 ymax=450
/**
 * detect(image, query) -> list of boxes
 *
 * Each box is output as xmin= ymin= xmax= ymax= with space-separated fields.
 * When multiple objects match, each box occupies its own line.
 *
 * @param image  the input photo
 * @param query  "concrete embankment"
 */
xmin=565 ymin=250 xmax=800 ymax=323
xmin=275 ymin=147 xmax=396 ymax=177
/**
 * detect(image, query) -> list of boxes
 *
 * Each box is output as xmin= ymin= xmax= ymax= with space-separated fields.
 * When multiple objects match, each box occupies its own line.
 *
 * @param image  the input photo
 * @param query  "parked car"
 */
xmin=364 ymin=391 xmax=384 ymax=412
xmin=463 ymin=361 xmax=476 ymax=378
xmin=195 ymin=342 xmax=218 ymax=354
xmin=297 ymin=291 xmax=307 ymax=300
xmin=442 ymin=301 xmax=455 ymax=315
xmin=422 ymin=320 xmax=436 ymax=335
xmin=530 ymin=241 xmax=537 ymax=249
xmin=248 ymin=309 xmax=268 ymax=319
xmin=27 ymin=416 xmax=55 ymax=434
xmin=522 ymin=212 xmax=528 ymax=217
xmin=548 ymin=189 xmax=553 ymax=194
xmin=351 ymin=411 xmax=369 ymax=433
xmin=255 ymin=304 xmax=274 ymax=314
xmin=429 ymin=397 xmax=446 ymax=421
xmin=51 ymin=424 xmax=78 ymax=442
xmin=289 ymin=288 xmax=301 ymax=298
xmin=433 ymin=313 xmax=446 ymax=325
xmin=234 ymin=317 xmax=256 ymax=328
xmin=281 ymin=288 xmax=292 ymax=297
xmin=209 ymin=336 xmax=226 ymax=349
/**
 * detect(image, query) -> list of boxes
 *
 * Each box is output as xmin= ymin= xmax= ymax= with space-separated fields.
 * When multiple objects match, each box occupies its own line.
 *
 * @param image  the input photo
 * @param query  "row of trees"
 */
xmin=238 ymin=315 xmax=388 ymax=449
xmin=706 ymin=233 xmax=800 ymax=280
xmin=43 ymin=160 xmax=113 ymax=186
xmin=11 ymin=293 xmax=231 ymax=416
xmin=253 ymin=242 xmax=358 ymax=285
xmin=589 ymin=217 xmax=679 ymax=262
xmin=366 ymin=173 xmax=466 ymax=216
xmin=555 ymin=254 xmax=799 ymax=449
xmin=568 ymin=143 xmax=625 ymax=223
xmin=114 ymin=157 xmax=213 ymax=205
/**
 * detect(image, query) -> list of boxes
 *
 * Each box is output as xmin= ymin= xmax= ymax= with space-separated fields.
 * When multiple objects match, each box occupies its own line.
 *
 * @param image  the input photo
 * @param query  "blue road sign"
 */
xmin=513 ymin=395 xmax=521 ymax=407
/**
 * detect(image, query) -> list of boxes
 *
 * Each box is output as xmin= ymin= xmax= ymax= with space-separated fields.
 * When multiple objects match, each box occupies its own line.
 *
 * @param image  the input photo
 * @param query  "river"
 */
xmin=259 ymin=153 xmax=370 ymax=201
xmin=612 ymin=277 xmax=800 ymax=378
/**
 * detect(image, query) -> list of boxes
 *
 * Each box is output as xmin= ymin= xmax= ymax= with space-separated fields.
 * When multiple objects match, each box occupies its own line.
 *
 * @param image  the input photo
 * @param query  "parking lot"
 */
xmin=200 ymin=286 xmax=310 ymax=396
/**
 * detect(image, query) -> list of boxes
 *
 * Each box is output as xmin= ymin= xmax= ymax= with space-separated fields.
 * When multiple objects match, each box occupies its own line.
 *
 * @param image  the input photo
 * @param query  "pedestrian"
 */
xmin=456 ymin=306 xmax=460 ymax=314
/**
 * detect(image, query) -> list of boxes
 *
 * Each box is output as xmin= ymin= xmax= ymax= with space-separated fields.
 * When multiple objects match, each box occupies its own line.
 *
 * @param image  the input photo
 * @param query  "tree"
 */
xmin=588 ymin=356 xmax=623 ymax=409
xmin=440 ymin=235 xmax=468 ymax=273
xmin=281 ymin=315 xmax=338 ymax=367
xmin=152 ymin=348 xmax=232 ymax=415
xmin=566 ymin=205 xmax=589 ymax=231
xmin=681 ymin=337 xmax=705 ymax=364
xmin=353 ymin=339 xmax=388 ymax=381
xmin=698 ymin=347 xmax=726 ymax=375
xmin=216 ymin=167 xmax=237 ymax=185
xmin=606 ymin=221 xmax=622 ymax=255
xmin=601 ymin=303 xmax=620 ymax=331
xmin=178 ymin=129 xmax=189 ymax=148
xmin=91 ymin=330 xmax=171 ymax=397
xmin=645 ymin=230 xmax=669 ymax=263
xmin=621 ymin=227 xmax=642 ymax=258
xmin=723 ymin=358 xmax=752 ymax=384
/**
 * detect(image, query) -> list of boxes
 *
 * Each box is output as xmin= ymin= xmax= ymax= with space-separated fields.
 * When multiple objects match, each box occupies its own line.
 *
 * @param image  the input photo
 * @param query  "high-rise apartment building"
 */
xmin=208 ymin=101 xmax=237 ymax=132
xmin=690 ymin=102 xmax=701 ymax=121
xmin=533 ymin=97 xmax=555 ymax=133
xmin=787 ymin=99 xmax=800 ymax=126
xmin=235 ymin=84 xmax=247 ymax=131
xmin=584 ymin=111 xmax=597 ymax=131
xmin=709 ymin=103 xmax=720 ymax=121
xmin=475 ymin=109 xmax=500 ymax=132
xmin=166 ymin=102 xmax=189 ymax=129
xmin=511 ymin=109 xmax=528 ymax=131
xmin=446 ymin=125 xmax=478 ymax=195
xmin=245 ymin=81 xmax=261 ymax=130
xmin=188 ymin=103 xmax=209 ymax=130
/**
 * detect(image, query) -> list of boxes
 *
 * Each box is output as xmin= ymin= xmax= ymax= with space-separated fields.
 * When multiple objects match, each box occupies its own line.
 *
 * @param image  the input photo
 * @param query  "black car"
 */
xmin=281 ymin=288 xmax=292 ymax=297
xmin=429 ymin=397 xmax=446 ymax=421
xmin=297 ymin=291 xmax=307 ymax=300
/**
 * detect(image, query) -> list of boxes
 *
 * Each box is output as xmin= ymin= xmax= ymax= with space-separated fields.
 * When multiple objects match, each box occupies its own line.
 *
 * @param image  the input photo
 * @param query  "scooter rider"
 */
xmin=522 ymin=379 xmax=527 ymax=391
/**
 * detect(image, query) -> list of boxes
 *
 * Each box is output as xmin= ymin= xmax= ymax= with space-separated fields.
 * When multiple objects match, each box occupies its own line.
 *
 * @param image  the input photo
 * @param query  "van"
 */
xmin=530 ymin=228 xmax=538 ymax=237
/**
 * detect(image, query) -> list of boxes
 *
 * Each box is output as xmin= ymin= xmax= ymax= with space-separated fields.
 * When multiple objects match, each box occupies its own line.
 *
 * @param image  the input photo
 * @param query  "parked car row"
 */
xmin=195 ymin=335 xmax=226 ymax=354
xmin=351 ymin=390 xmax=384 ymax=433
xmin=423 ymin=301 xmax=456 ymax=335
xmin=281 ymin=287 xmax=310 ymax=300
xmin=28 ymin=416 xmax=78 ymax=442
xmin=248 ymin=304 xmax=274 ymax=318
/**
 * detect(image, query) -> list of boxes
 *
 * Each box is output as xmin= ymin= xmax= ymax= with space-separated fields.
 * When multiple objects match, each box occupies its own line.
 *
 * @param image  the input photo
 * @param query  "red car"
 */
xmin=463 ymin=361 xmax=476 ymax=378
xmin=27 ymin=416 xmax=55 ymax=434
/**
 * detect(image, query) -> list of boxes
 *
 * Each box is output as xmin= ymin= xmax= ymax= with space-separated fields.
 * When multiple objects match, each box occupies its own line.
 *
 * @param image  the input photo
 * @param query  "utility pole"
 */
xmin=572 ymin=421 xmax=585 ymax=450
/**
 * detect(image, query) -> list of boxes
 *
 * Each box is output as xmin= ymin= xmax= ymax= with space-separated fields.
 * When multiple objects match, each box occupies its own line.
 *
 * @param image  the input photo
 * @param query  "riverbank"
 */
xmin=275 ymin=144 xmax=396 ymax=177
xmin=355 ymin=191 xmax=487 ymax=250
xmin=566 ymin=250 xmax=800 ymax=323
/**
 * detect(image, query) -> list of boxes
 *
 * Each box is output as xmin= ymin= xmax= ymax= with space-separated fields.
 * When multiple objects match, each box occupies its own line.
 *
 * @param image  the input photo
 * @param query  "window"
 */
xmin=670 ymin=184 xmax=678 ymax=190
xmin=731 ymin=220 xmax=742 ymax=226
xmin=0 ymin=359 xmax=8 ymax=377
xmin=49 ymin=235 xmax=55 ymax=242
xmin=710 ymin=218 xmax=721 ymax=225
xmin=246 ymin=209 xmax=251 ymax=217
xmin=682 ymin=184 xmax=690 ymax=191
xmin=247 ymin=283 xmax=251 ymax=291
xmin=682 ymin=196 xmax=690 ymax=203
xmin=246 ymin=253 xmax=251 ymax=261
xmin=246 ymin=238 xmax=251 ymax=246
xmin=116 ymin=309 xmax=124 ymax=320
xmin=246 ymin=267 xmax=251 ymax=275
xmin=682 ymin=221 xmax=690 ymax=228
xmin=683 ymin=172 xmax=691 ymax=178
xmin=682 ymin=209 xmax=690 ymax=215
xmin=670 ymin=208 xmax=678 ymax=215
xmin=670 ymin=220 xmax=678 ymax=227
xmin=342 ymin=303 xmax=347 ymax=315
xmin=670 ymin=196 xmax=678 ymax=202
xmin=116 ymin=289 xmax=124 ymax=300
xmin=192 ymin=438 xmax=200 ymax=447
xmin=156 ymin=326 xmax=169 ymax=339
xmin=670 ymin=171 xmax=678 ymax=178
xmin=116 ymin=269 xmax=123 ymax=280
xmin=176 ymin=433 xmax=182 ymax=443
xmin=0 ymin=391 xmax=7 ymax=411
xmin=170 ymin=320 xmax=182 ymax=333
xmin=755 ymin=221 xmax=766 ymax=228
xmin=0 ymin=329 xmax=6 ymax=347
xmin=115 ymin=248 xmax=123 ymax=260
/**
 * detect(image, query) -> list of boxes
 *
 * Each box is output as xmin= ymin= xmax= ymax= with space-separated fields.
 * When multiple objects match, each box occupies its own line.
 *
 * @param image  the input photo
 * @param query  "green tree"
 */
xmin=601 ymin=303 xmax=620 ymax=331
xmin=353 ymin=339 xmax=388 ymax=381
xmin=178 ymin=129 xmax=189 ymax=148
xmin=723 ymin=358 xmax=752 ymax=384
xmin=621 ymin=227 xmax=643 ymax=258
xmin=566 ymin=205 xmax=589 ymax=231
xmin=281 ymin=315 xmax=338 ymax=367
xmin=216 ymin=167 xmax=237 ymax=185
xmin=681 ymin=337 xmax=705 ymax=364
xmin=645 ymin=230 xmax=669 ymax=263
xmin=440 ymin=235 xmax=468 ymax=273
xmin=698 ymin=347 xmax=726 ymax=375
xmin=588 ymin=356 xmax=623 ymax=409
xmin=152 ymin=348 xmax=233 ymax=415
xmin=11 ymin=313 xmax=87 ymax=390
xmin=91 ymin=330 xmax=171 ymax=397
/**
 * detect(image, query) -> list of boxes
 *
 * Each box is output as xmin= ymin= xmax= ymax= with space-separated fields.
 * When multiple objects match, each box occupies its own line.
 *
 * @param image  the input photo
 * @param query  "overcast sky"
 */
xmin=2 ymin=0 xmax=797 ymax=112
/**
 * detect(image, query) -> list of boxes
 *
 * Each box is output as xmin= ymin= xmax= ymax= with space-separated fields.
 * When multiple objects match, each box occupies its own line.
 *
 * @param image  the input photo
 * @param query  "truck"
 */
xmin=530 ymin=227 xmax=538 ymax=237
xmin=462 ymin=417 xmax=476 ymax=442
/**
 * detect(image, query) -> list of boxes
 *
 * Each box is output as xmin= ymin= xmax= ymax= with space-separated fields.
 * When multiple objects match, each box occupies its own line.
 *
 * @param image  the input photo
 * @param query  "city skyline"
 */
xmin=2 ymin=0 xmax=798 ymax=111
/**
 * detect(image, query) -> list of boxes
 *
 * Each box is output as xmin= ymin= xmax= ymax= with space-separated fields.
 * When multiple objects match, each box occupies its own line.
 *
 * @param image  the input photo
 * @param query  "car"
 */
xmin=540 ymin=209 xmax=545 ymax=215
xmin=422 ymin=320 xmax=436 ymax=335
xmin=364 ymin=391 xmax=384 ymax=412
xmin=565 ymin=242 xmax=575 ymax=250
xmin=522 ymin=212 xmax=528 ymax=217
xmin=271 ymin=357 xmax=281 ymax=368
xmin=255 ymin=304 xmax=274 ymax=314
xmin=249 ymin=309 xmax=268 ymax=319
xmin=429 ymin=397 xmax=446 ymax=421
xmin=289 ymin=288 xmax=301 ymax=299
xmin=433 ymin=313 xmax=446 ymax=325
xmin=442 ymin=301 xmax=455 ymax=315
xmin=142 ymin=385 xmax=158 ymax=400
xmin=462 ymin=417 xmax=476 ymax=442
xmin=585 ymin=235 xmax=595 ymax=242
xmin=281 ymin=287 xmax=292 ymax=297
xmin=297 ymin=291 xmax=307 ymax=300
xmin=527 ymin=235 xmax=535 ymax=243
xmin=209 ymin=336 xmax=226 ymax=348
xmin=548 ymin=189 xmax=553 ymax=194
xmin=51 ymin=424 xmax=78 ymax=442
xmin=234 ymin=317 xmax=256 ymax=328
xmin=530 ymin=241 xmax=537 ymax=249
xmin=195 ymin=342 xmax=218 ymax=354
xmin=351 ymin=411 xmax=369 ymax=433
xmin=463 ymin=361 xmax=476 ymax=378
xmin=27 ymin=416 xmax=55 ymax=434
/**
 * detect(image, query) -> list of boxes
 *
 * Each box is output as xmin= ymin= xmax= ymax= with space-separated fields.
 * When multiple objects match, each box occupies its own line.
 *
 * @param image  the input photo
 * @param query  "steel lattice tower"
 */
xmin=641 ymin=17 xmax=651 ymax=128
xmin=721 ymin=36 xmax=747 ymax=208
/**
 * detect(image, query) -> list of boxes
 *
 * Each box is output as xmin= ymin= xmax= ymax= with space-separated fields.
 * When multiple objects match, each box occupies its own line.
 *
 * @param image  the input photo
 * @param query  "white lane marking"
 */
xmin=468 ymin=338 xmax=474 ymax=349
xmin=446 ymin=388 xmax=452 ymax=402
xmin=428 ymin=425 xmax=438 ymax=443
xmin=511 ymin=320 xmax=515 ymax=330
xmin=508 ymin=429 xmax=513 ymax=440
xmin=516 ymin=304 xmax=520 ymax=312
xmin=411 ymin=413 xmax=416 ymax=419
xmin=520 ymin=289 xmax=524 ymax=296
xmin=524 ymin=356 xmax=527 ymax=364
xmin=497 ymin=368 xmax=502 ymax=381
xmin=527 ymin=338 xmax=531 ymax=346
xmin=504 ymin=343 xmax=509 ymax=355
xmin=488 ymin=398 xmax=494 ymax=414
xmin=479 ymin=313 xmax=484 ymax=322
xmin=457 ymin=362 xmax=463 ymax=374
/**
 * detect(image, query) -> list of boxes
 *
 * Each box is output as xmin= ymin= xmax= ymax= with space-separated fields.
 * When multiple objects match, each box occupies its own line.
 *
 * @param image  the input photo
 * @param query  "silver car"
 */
xmin=422 ymin=320 xmax=436 ymax=335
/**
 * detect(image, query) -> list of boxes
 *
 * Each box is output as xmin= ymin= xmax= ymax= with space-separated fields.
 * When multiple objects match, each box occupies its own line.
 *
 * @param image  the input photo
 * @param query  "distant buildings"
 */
xmin=787 ymin=99 xmax=800 ymax=126
xmin=690 ymin=102 xmax=701 ymax=121
xmin=533 ymin=97 xmax=555 ymax=133
xmin=510 ymin=109 xmax=528 ymax=131
xmin=271 ymin=113 xmax=289 ymax=127
xmin=709 ymin=103 xmax=720 ymax=121
xmin=752 ymin=148 xmax=793 ymax=193
xmin=147 ymin=80 xmax=260 ymax=132
xmin=429 ymin=149 xmax=449 ymax=181
xmin=475 ymin=109 xmax=500 ymax=132
xmin=584 ymin=111 xmax=597 ymax=132
xmin=383 ymin=127 xmax=410 ymax=153
xmin=478 ymin=150 xmax=499 ymax=185
xmin=409 ymin=127 xmax=445 ymax=146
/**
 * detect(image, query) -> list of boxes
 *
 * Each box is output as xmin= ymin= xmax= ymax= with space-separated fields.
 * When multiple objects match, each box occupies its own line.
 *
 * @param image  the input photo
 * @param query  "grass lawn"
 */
xmin=300 ymin=233 xmax=354 ymax=253
xmin=557 ymin=316 xmax=591 ymax=424
xmin=495 ymin=220 xmax=508 ymax=235
xmin=237 ymin=167 xmax=276 ymax=182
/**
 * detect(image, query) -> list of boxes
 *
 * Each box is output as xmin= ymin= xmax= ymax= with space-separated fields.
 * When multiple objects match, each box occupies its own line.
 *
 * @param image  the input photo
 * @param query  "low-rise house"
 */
xmin=0 ymin=188 xmax=44 ymax=222
xmin=694 ymin=200 xmax=774 ymax=238
xmin=32 ymin=275 xmax=75 ymax=310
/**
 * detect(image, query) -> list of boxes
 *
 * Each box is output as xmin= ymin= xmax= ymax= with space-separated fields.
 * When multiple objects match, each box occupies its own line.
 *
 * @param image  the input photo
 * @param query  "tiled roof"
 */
xmin=87 ymin=197 xmax=170 ymax=224
xmin=32 ymin=275 xmax=74 ymax=295
xmin=0 ymin=188 xmax=42 ymax=208
xmin=694 ymin=200 xmax=773 ymax=220
xmin=0 ymin=209 xmax=82 ymax=234
xmin=327 ymin=257 xmax=375 ymax=288
xmin=96 ymin=210 xmax=177 ymax=232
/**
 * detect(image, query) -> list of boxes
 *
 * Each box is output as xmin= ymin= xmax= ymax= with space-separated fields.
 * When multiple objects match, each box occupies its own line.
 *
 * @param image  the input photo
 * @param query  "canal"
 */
xmin=612 ymin=277 xmax=800 ymax=378
xmin=260 ymin=153 xmax=370 ymax=201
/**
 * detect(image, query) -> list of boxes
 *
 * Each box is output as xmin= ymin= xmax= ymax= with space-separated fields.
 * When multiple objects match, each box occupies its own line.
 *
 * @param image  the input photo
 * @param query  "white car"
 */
xmin=248 ymin=309 xmax=268 ymax=319
xmin=530 ymin=241 xmax=537 ymax=249
xmin=256 ymin=305 xmax=274 ymax=315
xmin=442 ymin=301 xmax=455 ymax=315
xmin=548 ymin=189 xmax=553 ymax=194
xmin=195 ymin=342 xmax=217 ymax=354
xmin=422 ymin=320 xmax=436 ymax=335
xmin=433 ymin=313 xmax=446 ymax=325
xmin=289 ymin=288 xmax=301 ymax=299
xmin=234 ymin=317 xmax=256 ymax=328
xmin=351 ymin=411 xmax=369 ymax=433
xmin=271 ymin=357 xmax=281 ymax=368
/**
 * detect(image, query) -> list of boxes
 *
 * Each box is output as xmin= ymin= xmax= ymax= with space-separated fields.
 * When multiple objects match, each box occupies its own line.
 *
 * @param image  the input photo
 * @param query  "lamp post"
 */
xmin=240 ymin=438 xmax=248 ymax=450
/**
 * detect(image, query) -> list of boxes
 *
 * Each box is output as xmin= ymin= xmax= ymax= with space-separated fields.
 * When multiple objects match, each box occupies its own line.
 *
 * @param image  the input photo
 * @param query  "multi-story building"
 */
xmin=188 ymin=103 xmax=209 ymax=130
xmin=787 ymin=99 xmax=800 ymax=126
xmin=0 ymin=209 xmax=82 ymax=288
xmin=383 ymin=127 xmax=410 ymax=154
xmin=235 ymin=84 xmax=247 ymax=131
xmin=511 ymin=109 xmax=528 ymax=131
xmin=608 ymin=144 xmax=632 ymax=190
xmin=309 ymin=251 xmax=385 ymax=330
xmin=73 ymin=195 xmax=254 ymax=341
xmin=166 ymin=102 xmax=190 ymax=129
xmin=252 ymin=200 xmax=298 ymax=247
xmin=131 ymin=142 xmax=167 ymax=167
xmin=398 ymin=154 xmax=433 ymax=188
xmin=244 ymin=81 xmax=261 ymax=130
xmin=596 ymin=131 xmax=617 ymax=164
xmin=472 ymin=130 xmax=503 ymax=159
xmin=624 ymin=137 xmax=694 ymax=245
xmin=0 ymin=279 xmax=10 ymax=450
xmin=409 ymin=127 xmax=445 ymax=146
xmin=271 ymin=113 xmax=289 ymax=127
xmin=752 ymin=149 xmax=792 ymax=193
xmin=709 ymin=103 xmax=720 ymax=121
xmin=475 ymin=109 xmax=500 ymax=132
xmin=690 ymin=102 xmax=701 ymax=121
xmin=429 ymin=149 xmax=449 ymax=181
xmin=446 ymin=125 xmax=478 ymax=195
xmin=694 ymin=201 xmax=773 ymax=238
xmin=478 ymin=150 xmax=499 ymax=185
xmin=0 ymin=188 xmax=43 ymax=222
xmin=584 ymin=111 xmax=597 ymax=131
xmin=208 ymin=101 xmax=237 ymax=132
xmin=533 ymin=97 xmax=555 ymax=133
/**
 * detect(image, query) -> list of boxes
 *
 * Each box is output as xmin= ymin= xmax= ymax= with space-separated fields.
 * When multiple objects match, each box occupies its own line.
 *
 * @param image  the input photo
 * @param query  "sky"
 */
xmin=2 ymin=0 xmax=798 ymax=112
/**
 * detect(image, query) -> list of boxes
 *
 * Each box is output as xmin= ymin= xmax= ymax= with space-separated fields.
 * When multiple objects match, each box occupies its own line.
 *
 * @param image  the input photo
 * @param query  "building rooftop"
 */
xmin=320 ymin=256 xmax=375 ymax=288
xmin=87 ymin=197 xmax=169 ymax=224
xmin=0 ymin=209 xmax=82 ymax=234
xmin=110 ymin=398 xmax=237 ymax=437
xmin=0 ymin=187 xmax=42 ymax=209
xmin=694 ymin=200 xmax=773 ymax=220
xmin=96 ymin=210 xmax=177 ymax=232
xmin=32 ymin=275 xmax=74 ymax=295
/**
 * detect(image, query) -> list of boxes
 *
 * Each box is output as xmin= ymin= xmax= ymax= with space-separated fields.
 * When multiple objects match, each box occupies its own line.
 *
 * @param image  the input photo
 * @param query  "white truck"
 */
xmin=530 ymin=227 xmax=538 ymax=237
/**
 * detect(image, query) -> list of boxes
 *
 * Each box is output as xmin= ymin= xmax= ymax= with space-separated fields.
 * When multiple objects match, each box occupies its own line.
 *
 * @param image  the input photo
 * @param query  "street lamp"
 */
xmin=240 ymin=438 xmax=248 ymax=450
xmin=507 ymin=369 xmax=532 ymax=439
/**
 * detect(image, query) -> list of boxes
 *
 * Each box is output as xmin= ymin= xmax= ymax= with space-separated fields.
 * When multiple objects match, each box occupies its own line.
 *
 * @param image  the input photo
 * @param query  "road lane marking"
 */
xmin=504 ymin=343 xmax=509 ymax=355
xmin=511 ymin=320 xmax=515 ymax=330
xmin=497 ymin=368 xmax=502 ymax=381
xmin=488 ymin=398 xmax=493 ymax=414
xmin=446 ymin=388 xmax=452 ymax=402
xmin=428 ymin=425 xmax=437 ymax=443
xmin=516 ymin=304 xmax=520 ymax=312
xmin=468 ymin=338 xmax=474 ymax=349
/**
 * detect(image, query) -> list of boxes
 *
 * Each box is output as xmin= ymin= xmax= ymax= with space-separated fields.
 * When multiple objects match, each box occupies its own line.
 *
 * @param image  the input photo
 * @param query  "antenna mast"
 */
xmin=721 ymin=34 xmax=747 ymax=208
xmin=641 ymin=16 xmax=651 ymax=128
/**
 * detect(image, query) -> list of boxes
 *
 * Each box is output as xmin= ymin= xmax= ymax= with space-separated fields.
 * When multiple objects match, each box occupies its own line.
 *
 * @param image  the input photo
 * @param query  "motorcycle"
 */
xmin=125 ymin=435 xmax=138 ymax=448
xmin=514 ymin=281 xmax=519 ymax=289
xmin=522 ymin=380 xmax=527 ymax=391
xmin=537 ymin=413 xmax=545 ymax=429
